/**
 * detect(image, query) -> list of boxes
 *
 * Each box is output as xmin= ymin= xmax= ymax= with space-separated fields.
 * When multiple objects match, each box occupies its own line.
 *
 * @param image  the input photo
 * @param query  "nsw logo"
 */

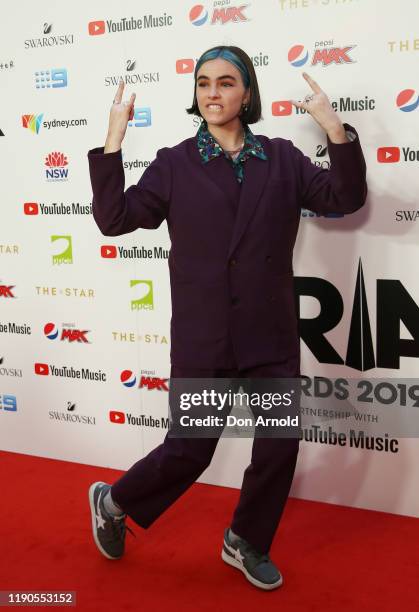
xmin=130 ymin=280 xmax=154 ymax=311
xmin=51 ymin=235 xmax=73 ymax=265
xmin=45 ymin=151 xmax=69 ymax=181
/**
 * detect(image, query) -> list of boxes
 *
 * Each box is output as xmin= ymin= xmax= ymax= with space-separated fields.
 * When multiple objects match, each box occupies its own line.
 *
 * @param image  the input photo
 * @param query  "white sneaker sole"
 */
xmin=221 ymin=546 xmax=283 ymax=591
xmin=88 ymin=481 xmax=121 ymax=560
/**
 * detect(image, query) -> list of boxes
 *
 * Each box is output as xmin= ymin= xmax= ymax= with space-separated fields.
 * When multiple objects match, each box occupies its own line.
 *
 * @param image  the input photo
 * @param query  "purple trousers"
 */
xmin=111 ymin=360 xmax=300 ymax=555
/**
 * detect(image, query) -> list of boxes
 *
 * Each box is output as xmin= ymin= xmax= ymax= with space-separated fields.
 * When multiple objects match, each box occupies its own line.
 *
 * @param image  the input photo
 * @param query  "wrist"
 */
xmin=104 ymin=134 xmax=122 ymax=153
xmin=326 ymin=121 xmax=347 ymax=144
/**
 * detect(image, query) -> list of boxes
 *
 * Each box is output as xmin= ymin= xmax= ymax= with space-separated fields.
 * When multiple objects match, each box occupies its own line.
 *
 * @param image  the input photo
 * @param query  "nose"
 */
xmin=208 ymin=84 xmax=220 ymax=99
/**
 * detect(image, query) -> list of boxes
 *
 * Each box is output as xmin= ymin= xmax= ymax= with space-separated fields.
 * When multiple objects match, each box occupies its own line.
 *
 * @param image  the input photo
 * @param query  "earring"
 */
xmin=241 ymin=103 xmax=248 ymax=113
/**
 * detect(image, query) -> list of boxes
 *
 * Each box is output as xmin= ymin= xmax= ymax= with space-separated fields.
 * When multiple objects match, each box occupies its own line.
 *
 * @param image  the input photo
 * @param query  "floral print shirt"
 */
xmin=197 ymin=120 xmax=267 ymax=183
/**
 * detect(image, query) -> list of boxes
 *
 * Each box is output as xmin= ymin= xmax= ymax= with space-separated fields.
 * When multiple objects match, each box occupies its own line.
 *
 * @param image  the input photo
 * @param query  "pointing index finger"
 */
xmin=302 ymin=72 xmax=321 ymax=94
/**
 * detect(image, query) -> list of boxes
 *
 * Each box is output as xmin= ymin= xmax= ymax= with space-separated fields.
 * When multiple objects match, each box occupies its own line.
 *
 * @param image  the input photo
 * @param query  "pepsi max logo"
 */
xmin=120 ymin=370 xmax=137 ymax=387
xmin=189 ymin=5 xmax=208 ymax=26
xmin=44 ymin=322 xmax=59 ymax=340
xmin=288 ymin=45 xmax=309 ymax=67
xmin=396 ymin=89 xmax=419 ymax=112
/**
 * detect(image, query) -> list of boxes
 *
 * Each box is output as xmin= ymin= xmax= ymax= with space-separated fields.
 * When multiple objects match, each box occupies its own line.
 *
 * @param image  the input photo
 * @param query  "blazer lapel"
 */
xmin=200 ymin=155 xmax=241 ymax=217
xmin=227 ymin=154 xmax=270 ymax=259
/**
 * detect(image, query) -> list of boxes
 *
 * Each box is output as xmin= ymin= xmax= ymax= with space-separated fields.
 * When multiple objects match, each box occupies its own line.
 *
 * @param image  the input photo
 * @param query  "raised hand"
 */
xmin=104 ymin=80 xmax=136 ymax=153
xmin=291 ymin=72 xmax=347 ymax=142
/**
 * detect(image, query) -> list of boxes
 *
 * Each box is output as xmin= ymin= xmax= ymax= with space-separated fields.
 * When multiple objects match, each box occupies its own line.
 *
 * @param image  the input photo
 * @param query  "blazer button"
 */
xmin=230 ymin=258 xmax=237 ymax=267
xmin=266 ymin=256 xmax=272 ymax=263
xmin=231 ymin=296 xmax=239 ymax=306
xmin=269 ymin=295 xmax=276 ymax=302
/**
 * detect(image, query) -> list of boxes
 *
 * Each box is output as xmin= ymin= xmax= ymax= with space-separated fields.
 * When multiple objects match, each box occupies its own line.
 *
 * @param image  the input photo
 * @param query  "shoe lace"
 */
xmin=112 ymin=515 xmax=137 ymax=539
xmin=232 ymin=534 xmax=270 ymax=566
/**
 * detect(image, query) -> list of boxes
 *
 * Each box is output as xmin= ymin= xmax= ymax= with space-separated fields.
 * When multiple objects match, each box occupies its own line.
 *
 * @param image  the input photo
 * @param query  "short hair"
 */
xmin=186 ymin=45 xmax=262 ymax=124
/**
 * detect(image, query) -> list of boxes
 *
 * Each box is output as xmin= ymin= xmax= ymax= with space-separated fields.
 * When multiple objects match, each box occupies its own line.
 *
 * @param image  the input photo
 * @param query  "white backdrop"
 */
xmin=1 ymin=0 xmax=419 ymax=518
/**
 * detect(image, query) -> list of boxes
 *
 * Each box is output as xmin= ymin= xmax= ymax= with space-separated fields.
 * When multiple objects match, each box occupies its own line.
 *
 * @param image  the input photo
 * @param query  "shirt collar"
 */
xmin=197 ymin=120 xmax=267 ymax=164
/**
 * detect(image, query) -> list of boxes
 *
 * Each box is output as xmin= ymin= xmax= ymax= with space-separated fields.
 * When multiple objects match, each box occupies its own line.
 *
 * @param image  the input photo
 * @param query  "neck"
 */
xmin=205 ymin=117 xmax=245 ymax=152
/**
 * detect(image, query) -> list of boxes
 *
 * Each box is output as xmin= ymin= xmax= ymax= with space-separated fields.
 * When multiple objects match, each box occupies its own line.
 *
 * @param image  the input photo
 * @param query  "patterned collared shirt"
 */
xmin=197 ymin=120 xmax=267 ymax=183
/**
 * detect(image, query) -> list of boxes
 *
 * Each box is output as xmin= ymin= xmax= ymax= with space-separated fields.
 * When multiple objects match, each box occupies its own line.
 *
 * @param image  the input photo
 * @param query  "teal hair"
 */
xmin=194 ymin=47 xmax=250 ymax=88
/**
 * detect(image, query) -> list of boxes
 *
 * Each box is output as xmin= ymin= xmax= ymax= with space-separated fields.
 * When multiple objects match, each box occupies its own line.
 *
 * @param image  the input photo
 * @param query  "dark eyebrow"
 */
xmin=197 ymin=74 xmax=237 ymax=81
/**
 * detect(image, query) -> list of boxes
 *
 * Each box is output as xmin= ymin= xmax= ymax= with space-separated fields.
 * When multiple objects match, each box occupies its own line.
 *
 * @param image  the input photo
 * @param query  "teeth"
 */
xmin=208 ymin=105 xmax=222 ymax=109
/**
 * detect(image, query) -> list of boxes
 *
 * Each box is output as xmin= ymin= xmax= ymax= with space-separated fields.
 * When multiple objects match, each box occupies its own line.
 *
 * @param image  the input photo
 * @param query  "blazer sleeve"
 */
xmin=87 ymin=146 xmax=171 ymax=236
xmin=291 ymin=122 xmax=367 ymax=215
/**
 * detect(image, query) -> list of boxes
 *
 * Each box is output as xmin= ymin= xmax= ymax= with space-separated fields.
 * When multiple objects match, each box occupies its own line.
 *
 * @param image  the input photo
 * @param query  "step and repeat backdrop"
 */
xmin=1 ymin=0 xmax=419 ymax=518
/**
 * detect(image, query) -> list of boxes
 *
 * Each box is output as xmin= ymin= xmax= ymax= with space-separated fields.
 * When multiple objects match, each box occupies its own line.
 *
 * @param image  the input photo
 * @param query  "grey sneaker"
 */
xmin=221 ymin=527 xmax=283 ymax=590
xmin=88 ymin=481 xmax=135 ymax=559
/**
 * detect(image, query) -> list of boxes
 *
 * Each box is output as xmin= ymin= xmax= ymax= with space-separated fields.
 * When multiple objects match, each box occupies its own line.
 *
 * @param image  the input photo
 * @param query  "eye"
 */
xmin=221 ymin=82 xmax=232 ymax=87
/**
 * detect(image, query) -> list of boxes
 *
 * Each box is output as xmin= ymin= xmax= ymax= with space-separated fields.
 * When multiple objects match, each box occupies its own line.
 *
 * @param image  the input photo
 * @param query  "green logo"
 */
xmin=51 ymin=235 xmax=73 ymax=265
xmin=130 ymin=280 xmax=154 ymax=311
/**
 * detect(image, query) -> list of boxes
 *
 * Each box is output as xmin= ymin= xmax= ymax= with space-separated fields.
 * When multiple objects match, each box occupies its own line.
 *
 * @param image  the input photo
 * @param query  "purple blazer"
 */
xmin=88 ymin=123 xmax=367 ymax=371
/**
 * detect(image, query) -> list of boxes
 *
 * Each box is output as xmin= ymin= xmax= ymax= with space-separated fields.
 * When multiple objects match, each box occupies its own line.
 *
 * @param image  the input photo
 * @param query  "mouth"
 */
xmin=206 ymin=104 xmax=223 ymax=111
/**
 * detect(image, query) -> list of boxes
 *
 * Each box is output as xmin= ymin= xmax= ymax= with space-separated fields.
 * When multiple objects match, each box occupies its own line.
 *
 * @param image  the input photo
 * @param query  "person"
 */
xmin=87 ymin=45 xmax=367 ymax=591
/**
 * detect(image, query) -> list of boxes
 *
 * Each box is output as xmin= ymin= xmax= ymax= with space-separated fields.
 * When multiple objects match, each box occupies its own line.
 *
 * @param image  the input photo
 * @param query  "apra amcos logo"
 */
xmin=296 ymin=259 xmax=419 ymax=371
xmin=51 ymin=235 xmax=73 ymax=265
xmin=45 ymin=151 xmax=68 ymax=181
xmin=44 ymin=322 xmax=90 ymax=343
xmin=130 ymin=280 xmax=154 ymax=310
xmin=189 ymin=3 xmax=249 ymax=26
xmin=22 ymin=113 xmax=43 ymax=134
xmin=288 ymin=42 xmax=355 ymax=67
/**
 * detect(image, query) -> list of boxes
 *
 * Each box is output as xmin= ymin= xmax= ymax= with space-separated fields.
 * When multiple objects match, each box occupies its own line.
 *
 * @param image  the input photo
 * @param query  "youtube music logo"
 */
xmin=377 ymin=147 xmax=400 ymax=163
xmin=176 ymin=59 xmax=194 ymax=74
xmin=35 ymin=363 xmax=49 ymax=375
xmin=24 ymin=202 xmax=39 ymax=215
xmin=88 ymin=20 xmax=105 ymax=35
xmin=109 ymin=410 xmax=125 ymax=424
xmin=272 ymin=101 xmax=293 ymax=116
xmin=101 ymin=245 xmax=117 ymax=258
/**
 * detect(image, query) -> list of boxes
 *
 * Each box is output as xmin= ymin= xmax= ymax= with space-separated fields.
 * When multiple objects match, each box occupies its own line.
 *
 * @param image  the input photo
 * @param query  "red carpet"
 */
xmin=1 ymin=449 xmax=417 ymax=611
